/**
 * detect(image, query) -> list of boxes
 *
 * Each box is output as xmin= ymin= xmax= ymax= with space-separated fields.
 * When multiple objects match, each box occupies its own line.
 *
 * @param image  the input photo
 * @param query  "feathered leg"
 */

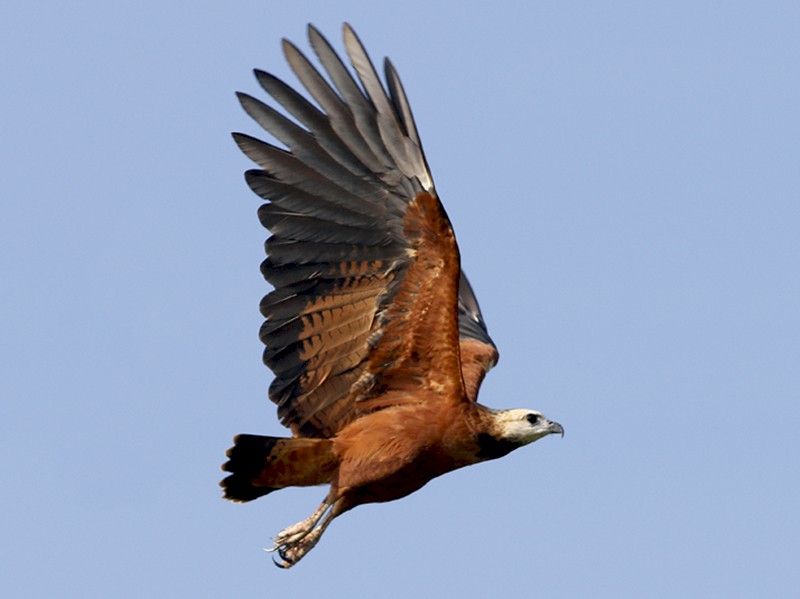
xmin=269 ymin=500 xmax=329 ymax=548
xmin=269 ymin=496 xmax=347 ymax=569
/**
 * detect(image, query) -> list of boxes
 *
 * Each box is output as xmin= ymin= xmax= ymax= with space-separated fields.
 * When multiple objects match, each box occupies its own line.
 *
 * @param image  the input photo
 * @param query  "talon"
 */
xmin=263 ymin=497 xmax=341 ymax=569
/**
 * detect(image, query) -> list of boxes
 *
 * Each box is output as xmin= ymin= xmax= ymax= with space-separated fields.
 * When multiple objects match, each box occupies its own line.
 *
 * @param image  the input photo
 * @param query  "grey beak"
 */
xmin=547 ymin=420 xmax=565 ymax=438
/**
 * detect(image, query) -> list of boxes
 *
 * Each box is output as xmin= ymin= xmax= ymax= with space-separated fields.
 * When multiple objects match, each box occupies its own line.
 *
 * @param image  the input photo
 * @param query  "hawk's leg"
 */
xmin=269 ymin=497 xmax=345 ymax=569
xmin=268 ymin=500 xmax=329 ymax=548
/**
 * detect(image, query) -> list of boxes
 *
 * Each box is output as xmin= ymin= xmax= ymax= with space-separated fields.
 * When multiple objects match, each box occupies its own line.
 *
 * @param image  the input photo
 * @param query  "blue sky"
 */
xmin=2 ymin=1 xmax=798 ymax=597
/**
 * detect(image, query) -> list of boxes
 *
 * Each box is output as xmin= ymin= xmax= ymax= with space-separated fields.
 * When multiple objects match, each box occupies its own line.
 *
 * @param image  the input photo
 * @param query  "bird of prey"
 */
xmin=221 ymin=23 xmax=564 ymax=569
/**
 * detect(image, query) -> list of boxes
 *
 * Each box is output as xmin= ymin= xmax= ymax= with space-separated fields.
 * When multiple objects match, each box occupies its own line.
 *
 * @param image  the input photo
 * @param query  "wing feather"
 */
xmin=246 ymin=171 xmax=378 ymax=228
xmin=282 ymin=38 xmax=389 ymax=183
xmin=253 ymin=69 xmax=371 ymax=177
xmin=307 ymin=25 xmax=398 ymax=175
xmin=235 ymin=134 xmax=399 ymax=218
xmin=342 ymin=26 xmax=423 ymax=187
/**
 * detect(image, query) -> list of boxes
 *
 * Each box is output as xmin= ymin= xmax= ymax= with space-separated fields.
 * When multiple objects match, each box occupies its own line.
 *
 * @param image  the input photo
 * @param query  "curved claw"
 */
xmin=268 ymin=546 xmax=295 ymax=569
xmin=266 ymin=543 xmax=297 ymax=569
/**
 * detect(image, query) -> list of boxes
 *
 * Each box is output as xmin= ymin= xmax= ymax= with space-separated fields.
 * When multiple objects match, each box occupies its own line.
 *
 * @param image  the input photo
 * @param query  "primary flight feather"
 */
xmin=221 ymin=23 xmax=563 ymax=568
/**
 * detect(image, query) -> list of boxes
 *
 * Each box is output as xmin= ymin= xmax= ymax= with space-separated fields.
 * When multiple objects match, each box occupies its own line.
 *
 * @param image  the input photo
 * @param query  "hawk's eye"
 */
xmin=526 ymin=413 xmax=540 ymax=425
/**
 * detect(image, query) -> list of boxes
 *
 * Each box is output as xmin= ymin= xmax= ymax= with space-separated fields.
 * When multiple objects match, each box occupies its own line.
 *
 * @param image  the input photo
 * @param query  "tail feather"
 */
xmin=220 ymin=434 xmax=337 ymax=503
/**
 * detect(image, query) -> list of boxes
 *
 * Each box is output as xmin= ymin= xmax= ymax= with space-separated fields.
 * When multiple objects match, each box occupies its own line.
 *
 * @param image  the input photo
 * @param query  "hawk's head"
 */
xmin=476 ymin=409 xmax=563 ymax=460
xmin=493 ymin=409 xmax=564 ymax=445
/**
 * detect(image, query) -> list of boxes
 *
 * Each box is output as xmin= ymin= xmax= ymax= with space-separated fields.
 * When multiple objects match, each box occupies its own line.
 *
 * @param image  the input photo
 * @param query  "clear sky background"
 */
xmin=2 ymin=1 xmax=798 ymax=597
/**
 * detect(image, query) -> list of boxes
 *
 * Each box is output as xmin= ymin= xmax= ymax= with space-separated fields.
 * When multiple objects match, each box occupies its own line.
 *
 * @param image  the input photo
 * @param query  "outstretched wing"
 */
xmin=236 ymin=24 xmax=495 ymax=438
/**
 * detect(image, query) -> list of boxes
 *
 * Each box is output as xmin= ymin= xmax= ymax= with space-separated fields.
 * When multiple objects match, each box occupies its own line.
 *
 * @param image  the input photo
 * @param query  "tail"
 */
xmin=220 ymin=434 xmax=338 ymax=502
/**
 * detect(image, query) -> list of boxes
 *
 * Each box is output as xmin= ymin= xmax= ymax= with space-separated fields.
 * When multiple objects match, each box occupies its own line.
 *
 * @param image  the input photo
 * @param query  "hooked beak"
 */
xmin=547 ymin=420 xmax=565 ymax=438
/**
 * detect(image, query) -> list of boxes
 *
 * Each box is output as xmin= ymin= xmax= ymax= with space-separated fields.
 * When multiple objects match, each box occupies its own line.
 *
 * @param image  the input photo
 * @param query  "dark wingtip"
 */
xmin=307 ymin=23 xmax=322 ymax=41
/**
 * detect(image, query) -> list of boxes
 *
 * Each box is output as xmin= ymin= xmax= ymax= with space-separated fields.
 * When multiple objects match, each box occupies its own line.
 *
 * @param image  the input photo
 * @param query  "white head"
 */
xmin=475 ymin=408 xmax=563 ymax=461
xmin=491 ymin=409 xmax=564 ymax=445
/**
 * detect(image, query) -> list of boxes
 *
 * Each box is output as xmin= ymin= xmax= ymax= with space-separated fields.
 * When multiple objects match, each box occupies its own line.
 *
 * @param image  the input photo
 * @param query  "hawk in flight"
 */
xmin=221 ymin=23 xmax=563 ymax=568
